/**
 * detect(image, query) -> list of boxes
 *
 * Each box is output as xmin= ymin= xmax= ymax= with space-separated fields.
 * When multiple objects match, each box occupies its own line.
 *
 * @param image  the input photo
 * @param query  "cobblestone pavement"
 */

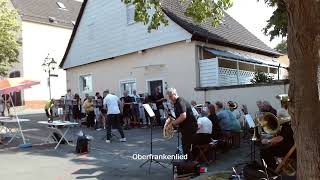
xmin=0 ymin=113 xmax=252 ymax=180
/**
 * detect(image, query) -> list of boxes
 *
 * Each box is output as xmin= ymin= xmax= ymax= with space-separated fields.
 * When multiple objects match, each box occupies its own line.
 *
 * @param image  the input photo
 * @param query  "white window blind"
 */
xmin=199 ymin=58 xmax=219 ymax=87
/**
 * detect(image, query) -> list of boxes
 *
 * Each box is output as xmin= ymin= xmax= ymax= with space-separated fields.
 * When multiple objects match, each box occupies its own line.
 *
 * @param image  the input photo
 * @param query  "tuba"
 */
xmin=260 ymin=112 xmax=280 ymax=135
xmin=163 ymin=117 xmax=174 ymax=139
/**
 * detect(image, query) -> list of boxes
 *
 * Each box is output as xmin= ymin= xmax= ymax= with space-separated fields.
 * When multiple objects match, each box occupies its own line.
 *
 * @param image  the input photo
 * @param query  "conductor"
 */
xmin=166 ymin=88 xmax=197 ymax=161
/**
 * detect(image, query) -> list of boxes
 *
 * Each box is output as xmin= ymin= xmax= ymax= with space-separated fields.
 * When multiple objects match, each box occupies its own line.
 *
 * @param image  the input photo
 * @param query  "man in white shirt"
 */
xmin=103 ymin=90 xmax=126 ymax=143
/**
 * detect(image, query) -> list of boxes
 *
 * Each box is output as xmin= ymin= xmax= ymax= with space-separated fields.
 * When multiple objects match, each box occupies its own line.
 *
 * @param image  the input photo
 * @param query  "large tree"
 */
xmin=0 ymin=0 xmax=20 ymax=77
xmin=123 ymin=0 xmax=320 ymax=179
xmin=275 ymin=39 xmax=287 ymax=53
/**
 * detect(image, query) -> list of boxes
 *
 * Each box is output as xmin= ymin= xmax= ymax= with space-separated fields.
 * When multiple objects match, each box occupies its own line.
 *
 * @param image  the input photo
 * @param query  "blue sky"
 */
xmin=227 ymin=0 xmax=283 ymax=48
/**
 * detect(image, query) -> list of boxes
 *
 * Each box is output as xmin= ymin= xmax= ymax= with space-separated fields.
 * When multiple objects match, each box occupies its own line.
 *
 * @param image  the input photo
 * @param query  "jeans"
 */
xmin=106 ymin=114 xmax=125 ymax=140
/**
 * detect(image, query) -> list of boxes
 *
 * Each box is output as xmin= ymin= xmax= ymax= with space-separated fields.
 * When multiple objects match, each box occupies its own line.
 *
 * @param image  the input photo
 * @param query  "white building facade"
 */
xmin=9 ymin=0 xmax=82 ymax=108
xmin=61 ymin=0 xmax=288 ymax=115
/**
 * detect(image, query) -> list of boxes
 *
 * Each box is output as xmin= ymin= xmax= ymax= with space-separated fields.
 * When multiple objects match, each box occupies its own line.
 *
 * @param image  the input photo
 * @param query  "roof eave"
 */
xmin=22 ymin=19 xmax=74 ymax=29
xmin=192 ymin=35 xmax=281 ymax=57
xmin=161 ymin=7 xmax=281 ymax=58
xmin=59 ymin=0 xmax=88 ymax=69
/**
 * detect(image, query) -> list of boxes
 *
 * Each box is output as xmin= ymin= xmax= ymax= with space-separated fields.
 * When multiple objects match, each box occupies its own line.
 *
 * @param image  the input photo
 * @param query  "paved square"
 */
xmin=0 ymin=114 xmax=251 ymax=180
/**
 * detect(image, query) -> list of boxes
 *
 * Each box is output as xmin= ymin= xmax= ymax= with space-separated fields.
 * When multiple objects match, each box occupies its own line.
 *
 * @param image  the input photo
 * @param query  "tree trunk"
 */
xmin=285 ymin=0 xmax=320 ymax=179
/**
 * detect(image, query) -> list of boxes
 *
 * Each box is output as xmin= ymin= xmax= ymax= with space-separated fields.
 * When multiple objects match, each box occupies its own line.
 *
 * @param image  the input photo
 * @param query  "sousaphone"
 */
xmin=260 ymin=112 xmax=280 ymax=135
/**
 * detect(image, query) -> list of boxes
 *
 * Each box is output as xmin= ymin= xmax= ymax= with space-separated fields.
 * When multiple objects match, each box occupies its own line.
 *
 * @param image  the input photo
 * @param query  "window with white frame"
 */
xmin=80 ymin=75 xmax=93 ymax=93
xmin=126 ymin=5 xmax=135 ymax=25
xmin=120 ymin=80 xmax=136 ymax=96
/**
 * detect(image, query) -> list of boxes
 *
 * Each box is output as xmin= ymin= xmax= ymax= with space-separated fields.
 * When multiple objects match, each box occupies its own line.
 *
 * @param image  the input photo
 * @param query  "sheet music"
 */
xmin=245 ymin=114 xmax=255 ymax=128
xmin=143 ymin=104 xmax=155 ymax=117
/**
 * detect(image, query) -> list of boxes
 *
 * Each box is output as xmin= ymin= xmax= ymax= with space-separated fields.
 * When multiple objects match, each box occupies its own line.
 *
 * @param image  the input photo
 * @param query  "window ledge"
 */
xmin=195 ymin=79 xmax=289 ymax=91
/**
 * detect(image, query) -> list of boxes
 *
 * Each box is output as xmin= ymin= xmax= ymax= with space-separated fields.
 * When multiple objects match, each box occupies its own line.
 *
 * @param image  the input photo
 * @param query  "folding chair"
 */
xmin=231 ymin=131 xmax=240 ymax=148
xmin=218 ymin=133 xmax=233 ymax=152
xmin=275 ymin=145 xmax=296 ymax=175
xmin=193 ymin=144 xmax=216 ymax=165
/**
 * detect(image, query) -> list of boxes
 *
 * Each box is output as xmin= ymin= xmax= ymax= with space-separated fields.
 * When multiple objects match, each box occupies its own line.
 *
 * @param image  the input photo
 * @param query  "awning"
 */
xmin=204 ymin=48 xmax=287 ymax=68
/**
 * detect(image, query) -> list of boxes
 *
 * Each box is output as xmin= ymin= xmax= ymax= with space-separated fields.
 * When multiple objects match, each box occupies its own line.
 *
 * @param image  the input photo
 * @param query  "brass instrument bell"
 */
xmin=260 ymin=112 xmax=280 ymax=135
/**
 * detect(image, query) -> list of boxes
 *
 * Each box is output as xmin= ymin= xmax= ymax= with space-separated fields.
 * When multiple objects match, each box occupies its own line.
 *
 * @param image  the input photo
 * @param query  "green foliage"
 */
xmin=122 ymin=0 xmax=232 ymax=32
xmin=182 ymin=0 xmax=233 ymax=27
xmin=0 ymin=0 xmax=21 ymax=77
xmin=122 ymin=0 xmax=288 ymax=42
xmin=122 ymin=0 xmax=169 ymax=32
xmin=259 ymin=0 xmax=288 ymax=40
xmin=275 ymin=39 xmax=287 ymax=53
xmin=251 ymin=71 xmax=274 ymax=84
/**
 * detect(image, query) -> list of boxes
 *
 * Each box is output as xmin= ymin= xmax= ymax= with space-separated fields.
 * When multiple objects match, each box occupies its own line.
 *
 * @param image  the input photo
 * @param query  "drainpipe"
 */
xmin=278 ymin=63 xmax=280 ymax=80
xmin=236 ymin=61 xmax=240 ymax=85
xmin=204 ymin=88 xmax=207 ymax=102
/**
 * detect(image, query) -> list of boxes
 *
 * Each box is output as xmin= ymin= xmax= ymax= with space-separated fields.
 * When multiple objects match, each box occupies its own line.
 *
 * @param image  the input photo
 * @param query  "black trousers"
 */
xmin=260 ymin=145 xmax=289 ymax=169
xmin=191 ymin=133 xmax=212 ymax=161
xmin=181 ymin=129 xmax=196 ymax=161
xmin=154 ymin=110 xmax=161 ymax=126
xmin=45 ymin=109 xmax=53 ymax=118
xmin=86 ymin=111 xmax=95 ymax=128
xmin=193 ymin=133 xmax=212 ymax=145
xmin=106 ymin=114 xmax=125 ymax=140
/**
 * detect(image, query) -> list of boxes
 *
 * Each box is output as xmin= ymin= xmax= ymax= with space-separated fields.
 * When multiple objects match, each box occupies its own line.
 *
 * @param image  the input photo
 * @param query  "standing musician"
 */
xmin=166 ymin=88 xmax=198 ymax=161
xmin=151 ymin=87 xmax=166 ymax=126
xmin=121 ymin=91 xmax=135 ymax=129
xmin=64 ymin=89 xmax=73 ymax=121
xmin=259 ymin=101 xmax=294 ymax=170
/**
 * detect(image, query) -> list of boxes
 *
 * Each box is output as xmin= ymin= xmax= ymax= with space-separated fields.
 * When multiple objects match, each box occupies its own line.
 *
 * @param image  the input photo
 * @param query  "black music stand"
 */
xmin=140 ymin=104 xmax=167 ymax=174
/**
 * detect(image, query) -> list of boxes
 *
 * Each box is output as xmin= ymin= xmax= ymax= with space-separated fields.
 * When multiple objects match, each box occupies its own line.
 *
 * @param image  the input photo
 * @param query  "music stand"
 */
xmin=140 ymin=104 xmax=167 ymax=174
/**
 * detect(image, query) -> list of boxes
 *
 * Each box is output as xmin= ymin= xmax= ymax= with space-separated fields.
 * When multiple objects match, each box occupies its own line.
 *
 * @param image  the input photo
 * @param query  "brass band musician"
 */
xmin=259 ymin=95 xmax=294 ymax=170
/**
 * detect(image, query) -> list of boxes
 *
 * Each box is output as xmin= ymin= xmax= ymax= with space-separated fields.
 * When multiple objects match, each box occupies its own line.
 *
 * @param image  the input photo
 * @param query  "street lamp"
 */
xmin=42 ymin=54 xmax=57 ymax=100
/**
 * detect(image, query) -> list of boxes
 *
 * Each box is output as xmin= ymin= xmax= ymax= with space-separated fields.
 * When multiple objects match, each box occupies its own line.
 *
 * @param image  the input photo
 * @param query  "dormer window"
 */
xmin=57 ymin=2 xmax=67 ymax=10
xmin=126 ymin=5 xmax=135 ymax=25
xmin=49 ymin=16 xmax=57 ymax=23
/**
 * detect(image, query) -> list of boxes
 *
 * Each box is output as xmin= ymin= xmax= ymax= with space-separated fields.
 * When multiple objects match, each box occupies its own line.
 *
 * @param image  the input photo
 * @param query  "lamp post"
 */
xmin=42 ymin=54 xmax=57 ymax=100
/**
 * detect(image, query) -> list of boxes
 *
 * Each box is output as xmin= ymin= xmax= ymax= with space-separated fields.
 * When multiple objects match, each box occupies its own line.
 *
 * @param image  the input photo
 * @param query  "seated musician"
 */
xmin=207 ymin=104 xmax=221 ymax=139
xmin=260 ymin=114 xmax=294 ymax=170
xmin=276 ymin=95 xmax=290 ymax=120
xmin=193 ymin=116 xmax=213 ymax=145
xmin=192 ymin=116 xmax=213 ymax=160
xmin=261 ymin=101 xmax=277 ymax=116
xmin=190 ymin=100 xmax=200 ymax=119
xmin=215 ymin=101 xmax=240 ymax=134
